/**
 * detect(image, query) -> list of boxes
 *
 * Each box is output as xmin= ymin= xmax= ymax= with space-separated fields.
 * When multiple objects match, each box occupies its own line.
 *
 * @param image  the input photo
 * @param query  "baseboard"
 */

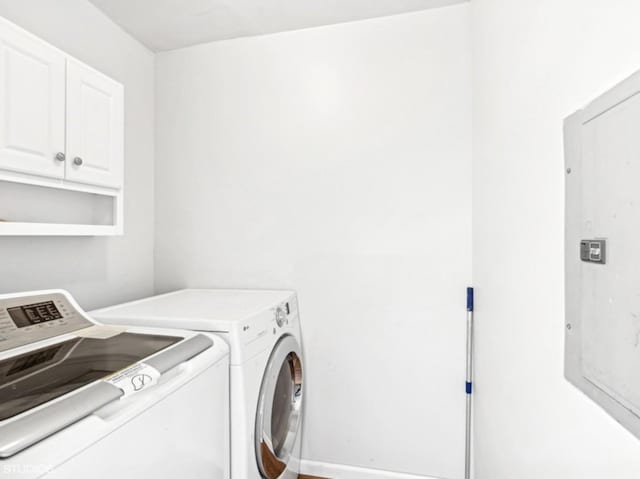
xmin=300 ymin=460 xmax=442 ymax=479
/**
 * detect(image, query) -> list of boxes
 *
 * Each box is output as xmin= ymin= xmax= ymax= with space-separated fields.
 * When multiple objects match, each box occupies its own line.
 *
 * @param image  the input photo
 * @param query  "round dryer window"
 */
xmin=255 ymin=335 xmax=303 ymax=479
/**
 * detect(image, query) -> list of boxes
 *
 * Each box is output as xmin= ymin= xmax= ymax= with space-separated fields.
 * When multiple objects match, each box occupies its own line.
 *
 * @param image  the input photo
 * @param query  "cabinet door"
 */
xmin=66 ymin=60 xmax=123 ymax=188
xmin=0 ymin=20 xmax=66 ymax=179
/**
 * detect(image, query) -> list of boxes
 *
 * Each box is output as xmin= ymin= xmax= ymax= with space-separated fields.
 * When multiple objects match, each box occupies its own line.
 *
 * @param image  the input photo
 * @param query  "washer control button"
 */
xmin=275 ymin=307 xmax=287 ymax=327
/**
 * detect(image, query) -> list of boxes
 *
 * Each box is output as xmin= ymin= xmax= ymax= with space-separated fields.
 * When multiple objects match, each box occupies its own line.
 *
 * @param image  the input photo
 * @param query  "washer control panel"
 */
xmin=273 ymin=298 xmax=297 ymax=328
xmin=0 ymin=292 xmax=93 ymax=352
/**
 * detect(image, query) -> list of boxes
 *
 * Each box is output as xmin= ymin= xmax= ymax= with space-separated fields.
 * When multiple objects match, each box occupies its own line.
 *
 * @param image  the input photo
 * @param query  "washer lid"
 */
xmin=0 ymin=332 xmax=180 ymax=422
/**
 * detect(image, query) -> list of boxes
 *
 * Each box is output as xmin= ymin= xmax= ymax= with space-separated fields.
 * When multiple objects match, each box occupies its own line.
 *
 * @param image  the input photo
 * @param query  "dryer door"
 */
xmin=255 ymin=334 xmax=303 ymax=479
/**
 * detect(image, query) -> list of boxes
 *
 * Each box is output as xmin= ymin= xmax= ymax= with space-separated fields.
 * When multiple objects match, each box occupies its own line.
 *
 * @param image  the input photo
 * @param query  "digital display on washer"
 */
xmin=7 ymin=301 xmax=64 ymax=328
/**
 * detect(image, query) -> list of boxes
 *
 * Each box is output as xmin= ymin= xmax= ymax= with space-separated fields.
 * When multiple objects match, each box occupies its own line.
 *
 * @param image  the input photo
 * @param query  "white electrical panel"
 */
xmin=565 ymin=69 xmax=640 ymax=439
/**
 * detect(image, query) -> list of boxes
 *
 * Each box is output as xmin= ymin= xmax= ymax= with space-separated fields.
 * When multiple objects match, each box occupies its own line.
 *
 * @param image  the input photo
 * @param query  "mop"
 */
xmin=465 ymin=287 xmax=474 ymax=479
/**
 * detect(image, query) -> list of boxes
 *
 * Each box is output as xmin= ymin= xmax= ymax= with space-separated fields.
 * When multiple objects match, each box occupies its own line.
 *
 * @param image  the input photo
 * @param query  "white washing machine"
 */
xmin=91 ymin=289 xmax=304 ymax=479
xmin=0 ymin=289 xmax=229 ymax=479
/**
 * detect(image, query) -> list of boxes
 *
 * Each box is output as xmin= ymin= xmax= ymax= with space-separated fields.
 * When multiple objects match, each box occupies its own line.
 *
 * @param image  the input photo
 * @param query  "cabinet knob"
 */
xmin=73 ymin=157 xmax=83 ymax=166
xmin=55 ymin=152 xmax=66 ymax=162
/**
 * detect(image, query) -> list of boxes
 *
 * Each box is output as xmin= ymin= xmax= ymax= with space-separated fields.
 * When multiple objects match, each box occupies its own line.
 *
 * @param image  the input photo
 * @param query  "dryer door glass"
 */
xmin=255 ymin=335 xmax=303 ymax=479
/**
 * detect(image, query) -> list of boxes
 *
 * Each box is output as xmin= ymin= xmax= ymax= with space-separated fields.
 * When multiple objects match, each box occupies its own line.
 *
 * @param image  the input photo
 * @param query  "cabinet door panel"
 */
xmin=66 ymin=60 xmax=123 ymax=188
xmin=0 ymin=21 xmax=65 ymax=178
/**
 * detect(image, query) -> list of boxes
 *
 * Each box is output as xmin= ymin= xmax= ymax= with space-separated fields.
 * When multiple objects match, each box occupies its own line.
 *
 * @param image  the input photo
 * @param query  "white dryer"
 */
xmin=0 ymin=290 xmax=230 ymax=479
xmin=91 ymin=289 xmax=304 ymax=479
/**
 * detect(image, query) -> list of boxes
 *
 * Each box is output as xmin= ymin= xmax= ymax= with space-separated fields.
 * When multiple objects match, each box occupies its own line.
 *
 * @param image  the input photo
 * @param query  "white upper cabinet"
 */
xmin=0 ymin=21 xmax=66 ymax=179
xmin=0 ymin=18 xmax=124 ymax=190
xmin=66 ymin=60 xmax=124 ymax=189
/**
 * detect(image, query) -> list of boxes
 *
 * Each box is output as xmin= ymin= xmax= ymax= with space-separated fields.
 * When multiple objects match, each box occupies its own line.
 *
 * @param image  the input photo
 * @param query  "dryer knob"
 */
xmin=275 ymin=307 xmax=287 ymax=327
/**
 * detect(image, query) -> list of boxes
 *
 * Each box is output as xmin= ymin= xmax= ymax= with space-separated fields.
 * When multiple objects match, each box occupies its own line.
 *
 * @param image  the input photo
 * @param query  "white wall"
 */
xmin=472 ymin=1 xmax=640 ymax=478
xmin=155 ymin=5 xmax=471 ymax=478
xmin=0 ymin=0 xmax=155 ymax=309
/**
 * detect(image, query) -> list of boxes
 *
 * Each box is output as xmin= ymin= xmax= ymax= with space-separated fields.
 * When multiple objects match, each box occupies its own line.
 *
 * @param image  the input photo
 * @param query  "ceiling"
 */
xmin=89 ymin=0 xmax=467 ymax=52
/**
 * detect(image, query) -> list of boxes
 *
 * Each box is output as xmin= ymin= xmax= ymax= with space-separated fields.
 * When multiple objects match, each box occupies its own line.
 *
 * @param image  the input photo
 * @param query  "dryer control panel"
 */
xmin=0 ymin=292 xmax=93 ymax=352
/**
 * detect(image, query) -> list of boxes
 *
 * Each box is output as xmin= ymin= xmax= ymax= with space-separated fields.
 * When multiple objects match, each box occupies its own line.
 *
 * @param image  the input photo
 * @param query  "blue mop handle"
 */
xmin=465 ymin=287 xmax=474 ymax=479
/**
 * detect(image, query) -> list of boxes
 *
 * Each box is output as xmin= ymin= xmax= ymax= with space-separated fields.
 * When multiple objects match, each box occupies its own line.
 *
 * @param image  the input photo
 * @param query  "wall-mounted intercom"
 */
xmin=580 ymin=239 xmax=606 ymax=264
